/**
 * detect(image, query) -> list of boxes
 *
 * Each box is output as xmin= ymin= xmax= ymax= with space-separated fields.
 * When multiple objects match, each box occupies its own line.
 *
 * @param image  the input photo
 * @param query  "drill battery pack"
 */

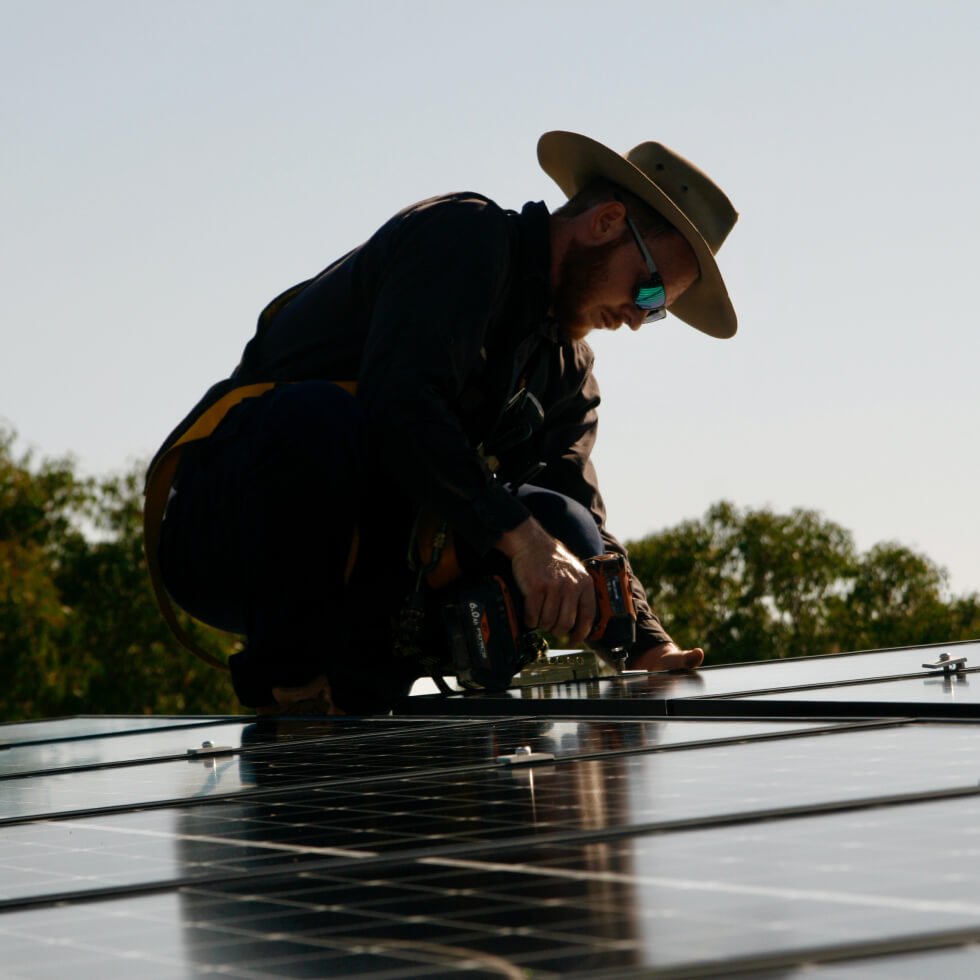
xmin=440 ymin=574 xmax=538 ymax=691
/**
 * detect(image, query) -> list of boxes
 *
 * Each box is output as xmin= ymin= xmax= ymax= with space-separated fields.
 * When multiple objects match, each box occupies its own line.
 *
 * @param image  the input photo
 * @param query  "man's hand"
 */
xmin=630 ymin=641 xmax=705 ymax=672
xmin=496 ymin=518 xmax=596 ymax=643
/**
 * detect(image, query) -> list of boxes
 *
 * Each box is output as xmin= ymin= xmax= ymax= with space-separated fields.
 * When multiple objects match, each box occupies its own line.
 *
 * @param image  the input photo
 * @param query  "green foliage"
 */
xmin=0 ymin=428 xmax=241 ymax=722
xmin=3 ymin=426 xmax=979 ymax=720
xmin=628 ymin=501 xmax=980 ymax=663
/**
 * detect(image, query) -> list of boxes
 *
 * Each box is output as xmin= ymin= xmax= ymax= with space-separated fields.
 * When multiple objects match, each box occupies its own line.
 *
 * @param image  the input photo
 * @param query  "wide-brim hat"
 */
xmin=537 ymin=131 xmax=738 ymax=339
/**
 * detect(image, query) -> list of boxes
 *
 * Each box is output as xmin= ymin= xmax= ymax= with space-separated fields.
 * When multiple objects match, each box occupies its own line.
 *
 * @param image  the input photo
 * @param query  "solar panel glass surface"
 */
xmin=3 ymin=646 xmax=979 ymax=977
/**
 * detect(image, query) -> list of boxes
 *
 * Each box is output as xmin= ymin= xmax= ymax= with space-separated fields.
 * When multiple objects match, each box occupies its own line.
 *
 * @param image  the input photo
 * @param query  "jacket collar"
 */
xmin=512 ymin=200 xmax=560 ymax=341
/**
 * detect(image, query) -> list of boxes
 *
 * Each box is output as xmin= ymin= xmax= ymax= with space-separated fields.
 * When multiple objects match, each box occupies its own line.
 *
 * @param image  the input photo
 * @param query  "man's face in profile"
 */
xmin=551 ymin=225 xmax=698 ymax=342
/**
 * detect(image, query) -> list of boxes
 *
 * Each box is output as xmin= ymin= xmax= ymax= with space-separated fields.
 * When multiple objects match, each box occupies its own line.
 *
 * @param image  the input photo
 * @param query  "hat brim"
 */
xmin=537 ymin=131 xmax=736 ymax=339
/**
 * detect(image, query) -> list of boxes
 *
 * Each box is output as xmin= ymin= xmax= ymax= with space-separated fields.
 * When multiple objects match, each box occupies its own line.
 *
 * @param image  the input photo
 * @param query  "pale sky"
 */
xmin=4 ymin=0 xmax=979 ymax=596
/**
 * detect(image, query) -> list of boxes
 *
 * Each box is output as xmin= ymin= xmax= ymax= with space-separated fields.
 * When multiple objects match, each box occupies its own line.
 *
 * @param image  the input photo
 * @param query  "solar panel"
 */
xmin=739 ymin=673 xmax=980 ymax=707
xmin=1 ymin=641 xmax=979 ymax=977
xmin=0 ymin=715 xmax=471 ymax=785
xmin=400 ymin=641 xmax=980 ymax=719
xmin=4 ymin=794 xmax=980 ymax=976
xmin=0 ymin=715 xmax=237 ymax=746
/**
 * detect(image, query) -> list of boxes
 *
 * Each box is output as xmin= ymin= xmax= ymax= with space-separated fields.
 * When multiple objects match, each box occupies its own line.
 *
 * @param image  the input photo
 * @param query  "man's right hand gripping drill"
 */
xmin=496 ymin=517 xmax=597 ymax=645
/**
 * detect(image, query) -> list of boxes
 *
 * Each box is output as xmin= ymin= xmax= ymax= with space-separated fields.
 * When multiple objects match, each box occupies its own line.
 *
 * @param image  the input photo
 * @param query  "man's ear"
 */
xmin=587 ymin=200 xmax=627 ymax=245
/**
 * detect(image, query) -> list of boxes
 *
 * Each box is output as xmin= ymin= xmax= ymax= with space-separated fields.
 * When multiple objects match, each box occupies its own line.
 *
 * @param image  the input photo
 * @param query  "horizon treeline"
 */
xmin=1 ymin=428 xmax=977 ymax=721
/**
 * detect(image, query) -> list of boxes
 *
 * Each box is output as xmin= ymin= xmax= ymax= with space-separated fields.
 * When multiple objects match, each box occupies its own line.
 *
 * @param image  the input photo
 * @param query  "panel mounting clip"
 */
xmin=921 ymin=652 xmax=968 ymax=676
xmin=187 ymin=740 xmax=235 ymax=758
xmin=497 ymin=745 xmax=555 ymax=765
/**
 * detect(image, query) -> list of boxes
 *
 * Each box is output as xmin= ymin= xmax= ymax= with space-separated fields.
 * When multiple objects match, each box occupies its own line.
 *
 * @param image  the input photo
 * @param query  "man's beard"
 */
xmin=551 ymin=238 xmax=622 ymax=342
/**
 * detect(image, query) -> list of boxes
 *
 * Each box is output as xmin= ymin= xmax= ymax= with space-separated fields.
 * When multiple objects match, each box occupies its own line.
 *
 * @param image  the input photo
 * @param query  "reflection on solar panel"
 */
xmin=1 ymin=639 xmax=978 ymax=977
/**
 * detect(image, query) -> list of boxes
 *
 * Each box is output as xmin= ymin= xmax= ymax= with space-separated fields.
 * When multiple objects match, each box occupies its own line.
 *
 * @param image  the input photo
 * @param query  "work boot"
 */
xmin=256 ymin=673 xmax=344 ymax=716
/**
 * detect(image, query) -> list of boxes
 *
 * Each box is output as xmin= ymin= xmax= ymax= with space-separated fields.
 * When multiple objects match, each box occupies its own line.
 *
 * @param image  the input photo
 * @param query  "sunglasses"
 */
xmin=623 ymin=211 xmax=668 ymax=323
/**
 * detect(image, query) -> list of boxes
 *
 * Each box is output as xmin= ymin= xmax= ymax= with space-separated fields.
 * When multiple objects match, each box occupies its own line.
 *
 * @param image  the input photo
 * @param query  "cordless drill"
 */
xmin=440 ymin=553 xmax=636 ymax=691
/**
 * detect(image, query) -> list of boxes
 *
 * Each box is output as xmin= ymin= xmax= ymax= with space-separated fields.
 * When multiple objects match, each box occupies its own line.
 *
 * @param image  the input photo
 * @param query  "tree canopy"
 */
xmin=627 ymin=500 xmax=980 ymax=663
xmin=0 ymin=428 xmax=239 ymax=721
xmin=1 ymin=430 xmax=977 ymax=721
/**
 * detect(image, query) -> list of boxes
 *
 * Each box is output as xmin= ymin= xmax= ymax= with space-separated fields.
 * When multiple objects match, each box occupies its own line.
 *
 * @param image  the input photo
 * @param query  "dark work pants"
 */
xmin=159 ymin=382 xmax=602 ymax=713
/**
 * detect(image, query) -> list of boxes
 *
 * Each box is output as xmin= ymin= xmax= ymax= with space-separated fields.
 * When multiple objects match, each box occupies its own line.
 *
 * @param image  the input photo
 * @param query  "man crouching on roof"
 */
xmin=144 ymin=131 xmax=738 ymax=715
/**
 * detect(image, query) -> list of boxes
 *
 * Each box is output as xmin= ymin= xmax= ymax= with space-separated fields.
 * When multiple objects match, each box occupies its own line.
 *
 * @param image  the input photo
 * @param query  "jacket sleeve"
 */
xmin=356 ymin=198 xmax=531 ymax=554
xmin=531 ymin=344 xmax=673 ymax=653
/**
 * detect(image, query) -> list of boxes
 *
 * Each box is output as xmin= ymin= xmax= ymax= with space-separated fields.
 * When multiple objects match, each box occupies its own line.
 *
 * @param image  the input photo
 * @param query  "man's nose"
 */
xmin=622 ymin=306 xmax=644 ymax=331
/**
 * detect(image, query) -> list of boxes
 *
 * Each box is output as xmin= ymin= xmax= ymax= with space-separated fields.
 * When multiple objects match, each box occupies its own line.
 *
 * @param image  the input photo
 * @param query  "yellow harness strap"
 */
xmin=143 ymin=380 xmax=357 ymax=671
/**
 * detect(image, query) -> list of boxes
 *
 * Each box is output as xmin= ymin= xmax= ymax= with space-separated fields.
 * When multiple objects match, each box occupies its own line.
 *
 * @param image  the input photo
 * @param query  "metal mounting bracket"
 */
xmin=497 ymin=745 xmax=556 ymax=765
xmin=921 ymin=652 xmax=968 ymax=676
xmin=187 ymin=740 xmax=235 ymax=758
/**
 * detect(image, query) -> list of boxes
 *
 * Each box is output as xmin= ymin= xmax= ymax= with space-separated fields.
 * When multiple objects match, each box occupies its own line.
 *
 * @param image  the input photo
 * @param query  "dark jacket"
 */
xmin=150 ymin=192 xmax=670 ymax=651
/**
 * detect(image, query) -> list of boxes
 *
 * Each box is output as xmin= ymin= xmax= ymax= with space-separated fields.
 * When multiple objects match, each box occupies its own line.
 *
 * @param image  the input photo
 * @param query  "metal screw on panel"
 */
xmin=187 ymin=740 xmax=234 ymax=757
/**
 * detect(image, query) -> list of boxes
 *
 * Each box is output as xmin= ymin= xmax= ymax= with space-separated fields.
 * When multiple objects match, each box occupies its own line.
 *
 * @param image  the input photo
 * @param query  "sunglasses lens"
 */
xmin=635 ymin=282 xmax=666 ymax=309
xmin=635 ymin=281 xmax=666 ymax=322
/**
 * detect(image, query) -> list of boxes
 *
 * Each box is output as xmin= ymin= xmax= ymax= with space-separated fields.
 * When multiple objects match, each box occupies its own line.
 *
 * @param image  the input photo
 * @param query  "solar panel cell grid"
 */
xmin=3 ymin=646 xmax=980 ymax=976
xmin=2 ymin=722 xmax=979 ymax=910
xmin=4 ymin=795 xmax=980 ymax=976
xmin=0 ymin=717 xmax=838 ymax=823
